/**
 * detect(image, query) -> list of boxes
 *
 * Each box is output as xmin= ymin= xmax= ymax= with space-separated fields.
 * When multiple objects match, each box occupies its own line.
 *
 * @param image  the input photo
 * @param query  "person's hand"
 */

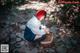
xmin=43 ymin=28 xmax=50 ymax=34
xmin=41 ymin=25 xmax=49 ymax=34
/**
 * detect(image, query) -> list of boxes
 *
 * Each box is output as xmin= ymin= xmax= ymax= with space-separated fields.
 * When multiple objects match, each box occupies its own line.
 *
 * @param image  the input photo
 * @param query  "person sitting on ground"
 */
xmin=24 ymin=10 xmax=49 ymax=43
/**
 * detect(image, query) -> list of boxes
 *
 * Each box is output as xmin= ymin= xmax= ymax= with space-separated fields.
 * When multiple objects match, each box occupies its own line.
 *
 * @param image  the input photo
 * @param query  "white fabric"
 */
xmin=27 ymin=16 xmax=46 ymax=39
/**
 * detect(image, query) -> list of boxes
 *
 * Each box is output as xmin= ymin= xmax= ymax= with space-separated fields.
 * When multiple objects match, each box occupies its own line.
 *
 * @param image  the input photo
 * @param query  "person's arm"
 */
xmin=33 ymin=25 xmax=46 ymax=40
xmin=40 ymin=25 xmax=50 ymax=34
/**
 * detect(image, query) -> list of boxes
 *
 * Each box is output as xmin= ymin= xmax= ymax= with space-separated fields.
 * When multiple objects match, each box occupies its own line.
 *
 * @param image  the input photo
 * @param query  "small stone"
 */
xmin=20 ymin=25 xmax=26 ymax=30
xmin=16 ymin=37 xmax=22 ymax=42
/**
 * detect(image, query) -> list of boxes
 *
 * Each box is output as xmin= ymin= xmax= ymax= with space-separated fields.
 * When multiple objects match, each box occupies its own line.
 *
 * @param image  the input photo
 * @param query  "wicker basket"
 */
xmin=40 ymin=32 xmax=54 ymax=48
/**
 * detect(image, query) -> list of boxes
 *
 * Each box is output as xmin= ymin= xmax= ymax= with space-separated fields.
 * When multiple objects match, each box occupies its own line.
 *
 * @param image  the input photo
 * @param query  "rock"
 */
xmin=56 ymin=46 xmax=67 ymax=53
xmin=19 ymin=25 xmax=26 ymax=30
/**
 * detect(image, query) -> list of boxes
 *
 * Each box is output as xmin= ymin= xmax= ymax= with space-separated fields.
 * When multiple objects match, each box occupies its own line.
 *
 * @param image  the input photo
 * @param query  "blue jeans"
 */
xmin=24 ymin=26 xmax=46 ymax=42
xmin=24 ymin=26 xmax=35 ymax=42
